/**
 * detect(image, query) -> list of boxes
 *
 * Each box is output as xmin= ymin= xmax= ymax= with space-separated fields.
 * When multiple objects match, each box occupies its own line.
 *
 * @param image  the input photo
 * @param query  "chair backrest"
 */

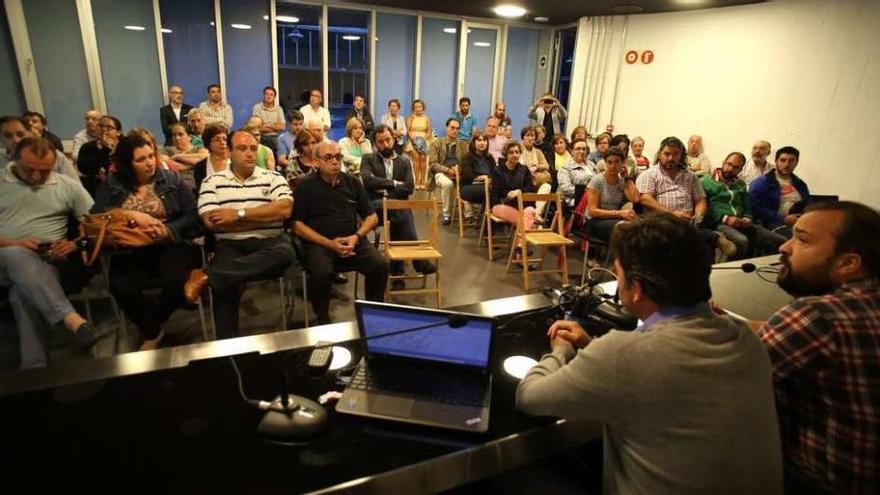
xmin=382 ymin=198 xmax=440 ymax=249
xmin=483 ymin=177 xmax=492 ymax=206
xmin=518 ymin=192 xmax=565 ymax=236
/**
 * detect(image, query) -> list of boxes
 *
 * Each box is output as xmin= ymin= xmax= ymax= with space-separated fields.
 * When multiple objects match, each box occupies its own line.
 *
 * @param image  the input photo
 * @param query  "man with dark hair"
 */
xmin=452 ymin=97 xmax=476 ymax=142
xmin=193 ymin=131 xmax=295 ymax=338
xmin=22 ymin=111 xmax=63 ymax=152
xmin=749 ymin=145 xmax=810 ymax=238
xmin=0 ymin=137 xmax=99 ymax=368
xmin=251 ymin=86 xmax=286 ymax=151
xmin=344 ymin=94 xmax=375 ymax=138
xmin=516 ymin=213 xmax=782 ymax=494
xmin=701 ymin=151 xmax=786 ymax=259
xmin=754 ymin=201 xmax=880 ymax=493
xmin=493 ymin=101 xmax=512 ymax=128
xmin=361 ymin=125 xmax=435 ymax=289
xmin=198 ymin=84 xmax=233 ymax=128
xmin=1 ymin=116 xmax=79 ymax=181
xmin=159 ymin=85 xmax=193 ymax=144
xmin=276 ymin=109 xmax=305 ymax=170
xmin=293 ymin=140 xmax=388 ymax=325
xmin=427 ymin=118 xmax=467 ymax=224
xmin=636 ymin=136 xmax=738 ymax=258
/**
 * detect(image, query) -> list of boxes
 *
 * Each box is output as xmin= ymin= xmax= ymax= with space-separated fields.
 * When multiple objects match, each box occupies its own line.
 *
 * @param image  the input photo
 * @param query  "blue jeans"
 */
xmin=0 ymin=247 xmax=76 ymax=368
xmin=717 ymin=223 xmax=787 ymax=260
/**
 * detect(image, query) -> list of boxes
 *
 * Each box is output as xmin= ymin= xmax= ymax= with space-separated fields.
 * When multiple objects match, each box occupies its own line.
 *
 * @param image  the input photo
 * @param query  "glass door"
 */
xmin=460 ymin=23 xmax=500 ymax=127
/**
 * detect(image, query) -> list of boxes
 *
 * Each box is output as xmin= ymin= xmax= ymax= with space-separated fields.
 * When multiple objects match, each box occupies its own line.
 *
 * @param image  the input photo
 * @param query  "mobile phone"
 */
xmin=543 ymin=98 xmax=553 ymax=104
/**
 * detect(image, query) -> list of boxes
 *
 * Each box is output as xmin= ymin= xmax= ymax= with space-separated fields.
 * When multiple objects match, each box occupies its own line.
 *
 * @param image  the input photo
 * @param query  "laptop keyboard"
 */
xmin=349 ymin=364 xmax=488 ymax=407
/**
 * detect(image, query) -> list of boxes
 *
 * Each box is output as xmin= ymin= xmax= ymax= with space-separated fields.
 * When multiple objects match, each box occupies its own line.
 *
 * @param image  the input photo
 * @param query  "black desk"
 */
xmin=0 ymin=294 xmax=603 ymax=494
xmin=710 ymin=255 xmax=792 ymax=321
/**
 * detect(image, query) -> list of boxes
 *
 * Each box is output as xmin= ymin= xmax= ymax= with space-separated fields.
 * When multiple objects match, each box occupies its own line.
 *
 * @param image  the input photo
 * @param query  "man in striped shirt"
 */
xmin=757 ymin=201 xmax=879 ymax=493
xmin=192 ymin=131 xmax=295 ymax=339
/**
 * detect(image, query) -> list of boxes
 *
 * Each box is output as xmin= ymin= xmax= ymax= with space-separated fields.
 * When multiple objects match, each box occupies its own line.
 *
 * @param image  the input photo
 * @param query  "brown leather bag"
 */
xmin=79 ymin=209 xmax=156 ymax=266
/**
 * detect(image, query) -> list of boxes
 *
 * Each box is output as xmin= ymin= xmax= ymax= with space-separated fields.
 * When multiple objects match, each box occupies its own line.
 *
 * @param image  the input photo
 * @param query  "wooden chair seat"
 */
xmin=505 ymin=192 xmax=572 ymax=290
xmin=387 ymin=245 xmax=443 ymax=260
xmin=524 ymin=231 xmax=574 ymax=247
xmin=383 ymin=198 xmax=443 ymax=307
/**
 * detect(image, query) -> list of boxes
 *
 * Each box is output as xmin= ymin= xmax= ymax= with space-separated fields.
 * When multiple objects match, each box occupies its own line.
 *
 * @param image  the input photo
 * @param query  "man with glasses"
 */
xmin=160 ymin=85 xmax=193 ymax=144
xmin=1 ymin=116 xmax=78 ymax=180
xmin=294 ymin=140 xmax=388 ymax=325
xmin=71 ymin=109 xmax=102 ymax=163
xmin=192 ymin=131 xmax=295 ymax=338
xmin=199 ymin=84 xmax=233 ymax=129
xmin=428 ymin=118 xmax=467 ymax=224
xmin=299 ymin=89 xmax=331 ymax=133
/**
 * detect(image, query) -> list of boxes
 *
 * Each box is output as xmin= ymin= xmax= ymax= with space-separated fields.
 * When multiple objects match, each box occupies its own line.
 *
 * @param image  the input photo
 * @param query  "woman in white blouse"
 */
xmin=338 ymin=117 xmax=373 ymax=174
xmin=379 ymin=98 xmax=407 ymax=155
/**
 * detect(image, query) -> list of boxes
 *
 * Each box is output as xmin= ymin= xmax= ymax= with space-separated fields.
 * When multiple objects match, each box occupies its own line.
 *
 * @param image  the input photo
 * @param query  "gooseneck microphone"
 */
xmin=713 ymin=262 xmax=757 ymax=273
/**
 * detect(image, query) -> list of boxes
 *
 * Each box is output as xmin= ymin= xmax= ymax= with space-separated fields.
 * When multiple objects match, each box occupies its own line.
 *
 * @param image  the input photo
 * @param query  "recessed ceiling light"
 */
xmin=124 ymin=25 xmax=146 ymax=31
xmin=612 ymin=5 xmax=644 ymax=13
xmin=276 ymin=15 xmax=299 ymax=23
xmin=493 ymin=5 xmax=526 ymax=18
xmin=473 ymin=41 xmax=491 ymax=47
xmin=443 ymin=27 xmax=457 ymax=34
xmin=161 ymin=28 xmax=172 ymax=34
xmin=534 ymin=16 xmax=549 ymax=22
xmin=231 ymin=23 xmax=252 ymax=30
xmin=342 ymin=35 xmax=360 ymax=41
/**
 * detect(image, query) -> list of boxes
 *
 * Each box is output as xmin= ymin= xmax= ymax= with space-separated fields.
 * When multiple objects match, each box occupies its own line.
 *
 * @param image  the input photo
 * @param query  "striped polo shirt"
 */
xmin=197 ymin=166 xmax=292 ymax=240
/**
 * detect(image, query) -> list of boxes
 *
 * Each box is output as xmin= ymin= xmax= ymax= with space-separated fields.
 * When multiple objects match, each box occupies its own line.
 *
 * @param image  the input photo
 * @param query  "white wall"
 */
xmin=569 ymin=0 xmax=880 ymax=207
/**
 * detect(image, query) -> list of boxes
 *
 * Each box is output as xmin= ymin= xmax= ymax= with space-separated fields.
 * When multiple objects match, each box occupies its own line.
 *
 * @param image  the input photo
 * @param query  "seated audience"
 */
xmin=755 ymin=201 xmax=879 ymax=493
xmin=159 ymin=85 xmax=192 ymax=144
xmin=686 ymin=134 xmax=711 ymax=177
xmin=71 ymin=109 xmax=101 ymax=163
xmin=587 ymin=132 xmax=610 ymax=164
xmin=428 ymin=118 xmax=466 ymax=224
xmin=127 ymin=127 xmax=177 ymax=173
xmin=276 ymin=109 xmax=304 ymax=171
xmin=490 ymin=141 xmax=537 ymax=235
xmin=459 ymin=131 xmax=494 ymax=224
xmin=193 ymin=131 xmax=295 ymax=339
xmin=636 ymin=136 xmax=737 ymax=258
xmin=493 ymin=101 xmax=512 ymax=128
xmin=193 ymin=124 xmax=230 ymax=193
xmin=343 ymin=94 xmax=375 ymax=138
xmin=585 ymin=147 xmax=639 ymax=241
xmin=293 ymin=140 xmax=388 ymax=325
xmin=406 ymin=99 xmax=431 ymax=190
xmin=520 ymin=125 xmax=553 ymax=220
xmin=306 ymin=118 xmax=327 ymax=144
xmin=186 ymin=108 xmax=207 ymax=147
xmin=288 ymin=130 xmax=319 ymax=178
xmin=631 ymin=135 xmax=650 ymax=170
xmin=484 ymin=116 xmax=506 ymax=164
xmin=165 ymin=122 xmax=208 ymax=174
xmin=77 ymin=115 xmax=122 ymax=197
xmin=1 ymin=116 xmax=79 ymax=181
xmin=22 ymin=111 xmax=63 ymax=152
xmin=299 ymin=89 xmax=331 ymax=132
xmin=558 ymin=139 xmax=598 ymax=207
xmin=199 ymin=84 xmax=233 ymax=128
xmin=516 ymin=213 xmax=782 ymax=494
xmin=739 ymin=139 xmax=774 ymax=187
xmin=0 ymin=137 xmax=98 ymax=368
xmin=701 ymin=151 xmax=786 ymax=259
xmin=551 ymin=133 xmax=572 ymax=172
xmin=361 ymin=125 xmax=435 ymax=287
xmin=243 ymin=117 xmax=277 ymax=171
xmin=452 ymin=97 xmax=476 ymax=142
xmin=597 ymin=134 xmax=638 ymax=179
xmin=528 ymin=92 xmax=567 ymax=135
xmin=379 ymin=99 xmax=407 ymax=155
xmin=569 ymin=125 xmax=588 ymax=145
xmin=91 ymin=135 xmax=200 ymax=350
xmin=338 ymin=117 xmax=373 ymax=174
xmin=251 ymin=86 xmax=285 ymax=151
xmin=533 ymin=125 xmax=554 ymax=173
xmin=749 ymin=145 xmax=811 ymax=238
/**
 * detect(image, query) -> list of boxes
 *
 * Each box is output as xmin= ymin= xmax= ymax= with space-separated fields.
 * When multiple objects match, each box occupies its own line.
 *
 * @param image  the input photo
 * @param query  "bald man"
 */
xmin=160 ymin=85 xmax=193 ymax=144
xmin=71 ymin=109 xmax=101 ymax=163
xmin=739 ymin=140 xmax=774 ymax=188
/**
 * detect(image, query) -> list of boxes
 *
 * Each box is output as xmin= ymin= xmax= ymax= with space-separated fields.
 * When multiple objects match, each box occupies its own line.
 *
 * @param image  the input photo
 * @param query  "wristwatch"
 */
xmin=236 ymin=208 xmax=246 ymax=221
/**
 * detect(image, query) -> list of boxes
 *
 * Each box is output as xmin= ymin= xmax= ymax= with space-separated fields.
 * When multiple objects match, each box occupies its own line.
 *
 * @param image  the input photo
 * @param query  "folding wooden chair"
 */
xmin=477 ymin=178 xmax=515 ymax=260
xmin=505 ymin=192 xmax=574 ymax=291
xmin=383 ymin=198 xmax=443 ymax=307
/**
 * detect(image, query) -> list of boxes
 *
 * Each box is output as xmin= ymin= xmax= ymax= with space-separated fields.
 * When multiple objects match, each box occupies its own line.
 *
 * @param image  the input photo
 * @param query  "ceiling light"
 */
xmin=231 ymin=23 xmax=252 ymax=30
xmin=342 ymin=35 xmax=360 ymax=41
xmin=534 ymin=16 xmax=549 ymax=22
xmin=123 ymin=25 xmax=146 ymax=31
xmin=276 ymin=15 xmax=299 ymax=23
xmin=473 ymin=41 xmax=491 ymax=47
xmin=443 ymin=27 xmax=457 ymax=34
xmin=493 ymin=5 xmax=526 ymax=18
xmin=161 ymin=28 xmax=172 ymax=34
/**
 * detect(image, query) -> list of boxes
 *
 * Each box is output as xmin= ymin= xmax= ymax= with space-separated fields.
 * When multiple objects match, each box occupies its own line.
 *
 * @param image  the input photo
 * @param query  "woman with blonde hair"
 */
xmin=405 ymin=99 xmax=431 ymax=189
xmin=338 ymin=117 xmax=373 ymax=174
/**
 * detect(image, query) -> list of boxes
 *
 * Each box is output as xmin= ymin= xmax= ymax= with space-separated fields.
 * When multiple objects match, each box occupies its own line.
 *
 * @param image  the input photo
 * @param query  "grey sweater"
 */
xmin=516 ymin=313 xmax=782 ymax=495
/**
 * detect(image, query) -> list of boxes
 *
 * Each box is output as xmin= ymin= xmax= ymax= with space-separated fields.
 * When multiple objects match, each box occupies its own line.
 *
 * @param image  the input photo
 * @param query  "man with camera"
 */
xmin=528 ymin=93 xmax=568 ymax=135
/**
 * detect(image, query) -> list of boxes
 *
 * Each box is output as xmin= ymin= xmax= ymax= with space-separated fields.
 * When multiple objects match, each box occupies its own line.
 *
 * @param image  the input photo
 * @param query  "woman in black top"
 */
xmin=490 ymin=140 xmax=537 ymax=231
xmin=77 ymin=115 xmax=122 ymax=197
xmin=459 ymin=131 xmax=494 ymax=204
xmin=92 ymin=135 xmax=201 ymax=350
xmin=192 ymin=124 xmax=230 ymax=193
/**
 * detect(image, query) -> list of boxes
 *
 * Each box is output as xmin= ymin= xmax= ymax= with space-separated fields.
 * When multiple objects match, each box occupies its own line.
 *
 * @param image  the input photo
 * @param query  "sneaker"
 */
xmin=716 ymin=233 xmax=738 ymax=258
xmin=413 ymin=260 xmax=436 ymax=275
xmin=332 ymin=272 xmax=348 ymax=284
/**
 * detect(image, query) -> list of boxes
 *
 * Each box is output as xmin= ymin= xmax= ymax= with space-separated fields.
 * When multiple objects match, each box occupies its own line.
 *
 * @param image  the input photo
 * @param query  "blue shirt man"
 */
xmin=452 ymin=97 xmax=476 ymax=142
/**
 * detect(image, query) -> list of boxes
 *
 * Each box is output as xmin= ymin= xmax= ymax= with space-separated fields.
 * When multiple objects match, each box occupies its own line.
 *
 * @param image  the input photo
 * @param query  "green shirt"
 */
xmin=0 ymin=166 xmax=94 ymax=241
xmin=700 ymin=174 xmax=752 ymax=225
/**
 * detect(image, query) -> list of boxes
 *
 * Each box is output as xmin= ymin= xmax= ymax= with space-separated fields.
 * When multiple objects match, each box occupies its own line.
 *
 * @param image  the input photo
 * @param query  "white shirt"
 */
xmin=739 ymin=159 xmax=775 ymax=188
xmin=300 ymin=104 xmax=332 ymax=130
xmin=172 ymin=104 xmax=182 ymax=121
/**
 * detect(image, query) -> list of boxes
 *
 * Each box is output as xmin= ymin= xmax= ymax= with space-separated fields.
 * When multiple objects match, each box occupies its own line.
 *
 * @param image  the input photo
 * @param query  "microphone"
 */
xmin=713 ymin=262 xmax=756 ymax=273
xmin=250 ymin=314 xmax=470 ymax=441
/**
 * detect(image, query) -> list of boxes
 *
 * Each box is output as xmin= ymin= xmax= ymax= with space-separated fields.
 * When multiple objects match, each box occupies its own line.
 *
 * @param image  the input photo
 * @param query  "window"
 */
xmin=463 ymin=27 xmax=498 ymax=126
xmin=418 ymin=18 xmax=460 ymax=136
xmin=503 ymin=27 xmax=541 ymax=134
xmin=276 ymin=2 xmax=322 ymax=125
xmin=0 ymin=7 xmax=25 ymax=116
xmin=554 ymin=27 xmax=576 ymax=111
xmin=327 ymin=8 xmax=369 ymax=140
xmin=221 ymin=0 xmax=272 ymax=129
xmin=374 ymin=13 xmax=415 ymax=122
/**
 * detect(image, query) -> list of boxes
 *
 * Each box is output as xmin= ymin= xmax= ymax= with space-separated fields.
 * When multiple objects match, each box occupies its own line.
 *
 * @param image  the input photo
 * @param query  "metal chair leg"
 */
xmin=278 ymin=276 xmax=288 ymax=331
xmin=302 ymin=271 xmax=310 ymax=329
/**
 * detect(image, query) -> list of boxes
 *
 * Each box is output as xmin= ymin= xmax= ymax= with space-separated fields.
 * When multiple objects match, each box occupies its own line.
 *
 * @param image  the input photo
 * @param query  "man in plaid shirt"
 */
xmin=758 ymin=201 xmax=879 ymax=493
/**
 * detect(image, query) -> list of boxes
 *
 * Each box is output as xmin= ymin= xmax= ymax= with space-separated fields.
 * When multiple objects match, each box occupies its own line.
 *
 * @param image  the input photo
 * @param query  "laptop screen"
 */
xmin=357 ymin=303 xmax=493 ymax=368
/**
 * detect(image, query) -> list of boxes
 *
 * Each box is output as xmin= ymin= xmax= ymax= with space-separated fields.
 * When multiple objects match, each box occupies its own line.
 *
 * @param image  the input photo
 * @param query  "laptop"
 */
xmin=336 ymin=301 xmax=495 ymax=433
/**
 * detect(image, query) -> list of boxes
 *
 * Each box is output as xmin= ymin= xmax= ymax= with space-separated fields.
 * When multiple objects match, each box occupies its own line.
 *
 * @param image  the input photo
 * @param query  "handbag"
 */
xmin=78 ymin=209 xmax=156 ymax=266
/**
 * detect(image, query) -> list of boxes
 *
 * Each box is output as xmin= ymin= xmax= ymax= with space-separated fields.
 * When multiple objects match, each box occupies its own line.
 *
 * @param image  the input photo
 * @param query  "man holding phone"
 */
xmin=294 ymin=140 xmax=388 ymax=324
xmin=528 ymin=92 xmax=568 ymax=135
xmin=0 ymin=137 xmax=100 ymax=368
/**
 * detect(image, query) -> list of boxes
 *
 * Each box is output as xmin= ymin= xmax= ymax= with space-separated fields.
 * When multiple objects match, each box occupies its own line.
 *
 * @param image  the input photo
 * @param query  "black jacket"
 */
xmin=344 ymin=107 xmax=375 ymax=137
xmin=360 ymin=152 xmax=414 ymax=202
xmin=160 ymin=103 xmax=194 ymax=143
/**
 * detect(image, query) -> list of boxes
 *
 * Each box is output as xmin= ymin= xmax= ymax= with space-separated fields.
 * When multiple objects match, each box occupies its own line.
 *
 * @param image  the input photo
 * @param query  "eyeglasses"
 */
xmin=319 ymin=153 xmax=343 ymax=161
xmin=211 ymin=136 xmax=228 ymax=143
xmin=99 ymin=124 xmax=118 ymax=130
